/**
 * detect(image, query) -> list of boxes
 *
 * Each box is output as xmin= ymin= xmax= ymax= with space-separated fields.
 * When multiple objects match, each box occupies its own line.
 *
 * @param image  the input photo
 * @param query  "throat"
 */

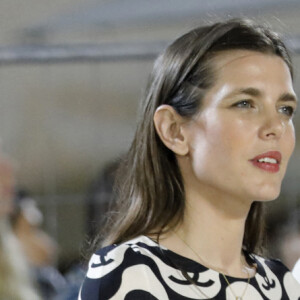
xmin=160 ymin=208 xmax=251 ymax=277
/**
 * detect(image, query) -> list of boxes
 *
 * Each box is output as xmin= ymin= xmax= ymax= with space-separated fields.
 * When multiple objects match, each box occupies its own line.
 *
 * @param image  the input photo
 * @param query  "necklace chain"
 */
xmin=173 ymin=230 xmax=250 ymax=300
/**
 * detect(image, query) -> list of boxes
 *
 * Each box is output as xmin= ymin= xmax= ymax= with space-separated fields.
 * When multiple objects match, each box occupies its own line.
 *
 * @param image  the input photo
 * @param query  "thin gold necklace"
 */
xmin=173 ymin=231 xmax=250 ymax=300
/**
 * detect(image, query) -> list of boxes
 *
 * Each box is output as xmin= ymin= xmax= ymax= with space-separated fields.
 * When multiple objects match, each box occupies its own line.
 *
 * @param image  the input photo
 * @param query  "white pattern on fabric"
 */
xmin=283 ymin=271 xmax=300 ymax=300
xmin=110 ymin=265 xmax=169 ymax=299
xmin=80 ymin=235 xmax=300 ymax=300
xmin=254 ymin=256 xmax=282 ymax=300
xmin=127 ymin=238 xmax=221 ymax=299
xmin=86 ymin=244 xmax=127 ymax=279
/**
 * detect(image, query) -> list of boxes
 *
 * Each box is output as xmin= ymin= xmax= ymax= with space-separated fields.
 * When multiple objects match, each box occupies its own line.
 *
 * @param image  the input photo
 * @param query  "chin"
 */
xmin=252 ymin=186 xmax=282 ymax=202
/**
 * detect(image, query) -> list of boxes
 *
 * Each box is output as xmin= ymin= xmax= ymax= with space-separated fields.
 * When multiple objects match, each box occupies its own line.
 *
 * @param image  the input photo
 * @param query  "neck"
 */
xmin=159 ymin=185 xmax=253 ymax=278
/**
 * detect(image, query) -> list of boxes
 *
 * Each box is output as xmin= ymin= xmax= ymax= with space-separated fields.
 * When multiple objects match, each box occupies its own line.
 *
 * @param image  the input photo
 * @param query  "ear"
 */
xmin=153 ymin=105 xmax=189 ymax=156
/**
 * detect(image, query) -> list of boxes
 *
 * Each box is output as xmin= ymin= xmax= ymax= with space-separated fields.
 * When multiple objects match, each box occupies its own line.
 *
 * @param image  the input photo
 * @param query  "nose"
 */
xmin=258 ymin=112 xmax=285 ymax=140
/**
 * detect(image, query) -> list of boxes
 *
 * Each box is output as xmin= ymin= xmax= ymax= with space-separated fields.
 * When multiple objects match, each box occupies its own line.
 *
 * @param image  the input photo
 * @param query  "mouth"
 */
xmin=249 ymin=151 xmax=281 ymax=173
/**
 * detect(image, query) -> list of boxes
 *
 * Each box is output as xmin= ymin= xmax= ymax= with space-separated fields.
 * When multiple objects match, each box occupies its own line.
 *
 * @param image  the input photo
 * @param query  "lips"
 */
xmin=250 ymin=151 xmax=281 ymax=173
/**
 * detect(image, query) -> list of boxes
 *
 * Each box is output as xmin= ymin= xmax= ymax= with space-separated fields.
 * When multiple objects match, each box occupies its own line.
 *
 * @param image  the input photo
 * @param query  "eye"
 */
xmin=232 ymin=100 xmax=254 ymax=109
xmin=278 ymin=106 xmax=295 ymax=117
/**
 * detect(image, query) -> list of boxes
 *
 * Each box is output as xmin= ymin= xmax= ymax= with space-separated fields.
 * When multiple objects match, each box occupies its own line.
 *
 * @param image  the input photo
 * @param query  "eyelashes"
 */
xmin=278 ymin=106 xmax=295 ymax=117
xmin=232 ymin=100 xmax=254 ymax=109
xmin=232 ymin=99 xmax=296 ymax=118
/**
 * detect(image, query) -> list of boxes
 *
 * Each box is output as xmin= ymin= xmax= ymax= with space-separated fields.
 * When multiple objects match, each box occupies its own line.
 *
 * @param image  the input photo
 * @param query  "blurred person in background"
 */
xmin=80 ymin=18 xmax=300 ymax=299
xmin=0 ymin=153 xmax=40 ymax=300
xmin=86 ymin=160 xmax=120 ymax=241
xmin=11 ymin=189 xmax=67 ymax=299
xmin=54 ymin=161 xmax=120 ymax=300
xmin=271 ymin=209 xmax=300 ymax=284
xmin=278 ymin=210 xmax=300 ymax=271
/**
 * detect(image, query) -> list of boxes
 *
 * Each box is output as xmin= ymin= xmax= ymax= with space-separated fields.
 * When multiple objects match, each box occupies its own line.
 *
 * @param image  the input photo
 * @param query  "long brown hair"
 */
xmin=96 ymin=18 xmax=293 ymax=255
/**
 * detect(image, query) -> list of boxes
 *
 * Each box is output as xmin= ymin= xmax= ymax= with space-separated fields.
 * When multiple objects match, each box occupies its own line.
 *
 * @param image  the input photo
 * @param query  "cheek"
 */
xmin=283 ymin=124 xmax=296 ymax=157
xmin=191 ymin=117 xmax=248 ymax=168
xmin=188 ymin=112 xmax=258 ymax=178
xmin=206 ymin=117 xmax=253 ymax=156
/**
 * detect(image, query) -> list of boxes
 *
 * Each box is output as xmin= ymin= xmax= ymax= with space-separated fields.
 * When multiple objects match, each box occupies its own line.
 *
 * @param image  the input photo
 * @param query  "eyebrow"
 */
xmin=229 ymin=87 xmax=298 ymax=103
xmin=279 ymin=92 xmax=298 ymax=103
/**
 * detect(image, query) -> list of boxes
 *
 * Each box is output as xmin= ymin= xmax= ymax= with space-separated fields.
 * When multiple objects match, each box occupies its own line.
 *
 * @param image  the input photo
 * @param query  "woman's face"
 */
xmin=182 ymin=50 xmax=297 ymax=203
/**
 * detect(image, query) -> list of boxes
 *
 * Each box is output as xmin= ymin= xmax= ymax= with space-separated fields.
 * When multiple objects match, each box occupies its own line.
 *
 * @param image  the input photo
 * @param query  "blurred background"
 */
xmin=0 ymin=0 xmax=300 ymax=290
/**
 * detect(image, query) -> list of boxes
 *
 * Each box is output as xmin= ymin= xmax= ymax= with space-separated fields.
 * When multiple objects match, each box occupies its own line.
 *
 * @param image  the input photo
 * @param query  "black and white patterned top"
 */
xmin=79 ymin=235 xmax=300 ymax=299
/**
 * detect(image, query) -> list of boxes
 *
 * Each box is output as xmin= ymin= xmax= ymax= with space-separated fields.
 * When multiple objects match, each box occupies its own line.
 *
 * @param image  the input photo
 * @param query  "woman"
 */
xmin=80 ymin=18 xmax=300 ymax=299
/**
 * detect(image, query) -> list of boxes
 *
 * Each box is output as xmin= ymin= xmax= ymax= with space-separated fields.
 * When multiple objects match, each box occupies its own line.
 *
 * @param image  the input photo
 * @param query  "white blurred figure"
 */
xmin=12 ymin=191 xmax=58 ymax=268
xmin=0 ymin=154 xmax=40 ymax=300
xmin=11 ymin=189 xmax=67 ymax=299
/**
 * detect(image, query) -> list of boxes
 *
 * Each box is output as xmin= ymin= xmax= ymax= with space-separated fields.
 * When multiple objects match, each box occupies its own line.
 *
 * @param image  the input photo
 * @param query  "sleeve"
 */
xmin=264 ymin=258 xmax=300 ymax=299
xmin=79 ymin=245 xmax=124 ymax=300
xmin=78 ymin=244 xmax=164 ymax=300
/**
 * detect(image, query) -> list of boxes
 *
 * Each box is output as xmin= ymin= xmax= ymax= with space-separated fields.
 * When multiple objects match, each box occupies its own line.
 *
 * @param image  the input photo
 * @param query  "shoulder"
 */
xmin=85 ymin=236 xmax=158 ymax=279
xmin=79 ymin=236 xmax=168 ymax=300
xmin=252 ymin=254 xmax=300 ymax=298
xmin=292 ymin=258 xmax=300 ymax=284
xmin=253 ymin=254 xmax=291 ymax=277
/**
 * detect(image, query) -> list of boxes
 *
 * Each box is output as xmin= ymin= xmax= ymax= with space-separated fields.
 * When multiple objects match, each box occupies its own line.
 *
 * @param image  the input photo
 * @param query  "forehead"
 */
xmin=197 ymin=50 xmax=296 ymax=110
xmin=209 ymin=50 xmax=293 ymax=90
